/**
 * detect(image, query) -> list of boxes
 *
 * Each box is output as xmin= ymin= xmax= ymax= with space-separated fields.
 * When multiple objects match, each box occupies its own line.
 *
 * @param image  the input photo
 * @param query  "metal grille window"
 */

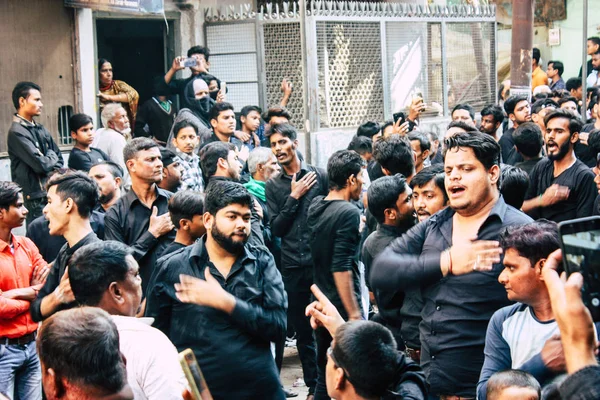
xmin=206 ymin=23 xmax=260 ymax=111
xmin=446 ymin=22 xmax=495 ymax=111
xmin=262 ymin=22 xmax=304 ymax=123
xmin=58 ymin=105 xmax=73 ymax=146
xmin=385 ymin=22 xmax=443 ymax=119
xmin=316 ymin=21 xmax=384 ymax=128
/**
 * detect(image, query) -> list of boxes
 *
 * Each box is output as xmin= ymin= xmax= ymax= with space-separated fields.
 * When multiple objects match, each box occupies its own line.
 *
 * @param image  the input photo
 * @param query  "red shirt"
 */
xmin=0 ymin=235 xmax=47 ymax=338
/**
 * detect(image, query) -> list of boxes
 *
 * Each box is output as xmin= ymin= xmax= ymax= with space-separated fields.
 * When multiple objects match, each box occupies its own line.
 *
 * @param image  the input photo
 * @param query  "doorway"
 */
xmin=96 ymin=18 xmax=176 ymax=106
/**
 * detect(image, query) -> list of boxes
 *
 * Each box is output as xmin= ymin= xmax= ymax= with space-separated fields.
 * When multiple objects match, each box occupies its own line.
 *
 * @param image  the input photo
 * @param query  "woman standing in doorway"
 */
xmin=98 ymin=58 xmax=139 ymax=126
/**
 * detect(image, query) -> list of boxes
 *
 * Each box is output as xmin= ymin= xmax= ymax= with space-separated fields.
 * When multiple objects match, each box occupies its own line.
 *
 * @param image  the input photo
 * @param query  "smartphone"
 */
xmin=558 ymin=216 xmax=600 ymax=321
xmin=393 ymin=111 xmax=406 ymax=125
xmin=220 ymin=81 xmax=227 ymax=95
xmin=180 ymin=57 xmax=198 ymax=68
xmin=179 ymin=349 xmax=213 ymax=400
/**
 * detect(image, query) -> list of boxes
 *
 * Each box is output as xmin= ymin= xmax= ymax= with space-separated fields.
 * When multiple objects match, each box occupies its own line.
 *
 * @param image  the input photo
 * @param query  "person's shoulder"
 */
xmin=491 ymin=302 xmax=528 ymax=325
xmin=14 ymin=235 xmax=39 ymax=252
xmin=572 ymin=159 xmax=596 ymax=177
xmin=112 ymin=315 xmax=174 ymax=344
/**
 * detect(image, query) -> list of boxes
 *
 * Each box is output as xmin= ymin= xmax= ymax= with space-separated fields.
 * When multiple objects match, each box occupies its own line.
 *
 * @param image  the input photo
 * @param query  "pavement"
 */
xmin=280 ymin=346 xmax=311 ymax=399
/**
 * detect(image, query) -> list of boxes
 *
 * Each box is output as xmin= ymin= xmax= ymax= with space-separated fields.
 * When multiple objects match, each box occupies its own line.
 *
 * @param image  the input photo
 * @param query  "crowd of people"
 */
xmin=2 ymin=38 xmax=600 ymax=400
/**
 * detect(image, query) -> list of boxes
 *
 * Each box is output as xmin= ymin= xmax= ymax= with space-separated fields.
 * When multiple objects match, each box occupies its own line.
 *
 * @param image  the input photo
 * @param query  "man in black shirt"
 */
xmin=307 ymin=150 xmax=364 ymax=399
xmin=88 ymin=161 xmax=123 ymax=213
xmin=266 ymin=123 xmax=328 ymax=398
xmin=67 ymin=113 xmax=109 ymax=172
xmin=522 ymin=109 xmax=597 ymax=222
xmin=134 ymin=77 xmax=175 ymax=145
xmin=500 ymin=95 xmax=531 ymax=165
xmin=104 ymin=138 xmax=175 ymax=295
xmin=513 ymin=122 xmax=545 ymax=176
xmin=363 ymin=174 xmax=415 ymax=350
xmin=146 ymin=181 xmax=287 ymax=399
xmin=371 ymin=132 xmax=532 ymax=398
xmin=159 ymin=190 xmax=205 ymax=258
xmin=157 ymin=148 xmax=183 ymax=193
xmin=7 ymin=82 xmax=64 ymax=226
xmin=479 ymin=104 xmax=505 ymax=141
xmin=30 ymin=172 xmax=100 ymax=322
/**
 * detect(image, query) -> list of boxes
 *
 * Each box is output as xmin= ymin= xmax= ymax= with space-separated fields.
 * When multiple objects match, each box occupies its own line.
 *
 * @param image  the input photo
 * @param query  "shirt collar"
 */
xmin=190 ymin=235 xmax=257 ymax=266
xmin=124 ymin=185 xmax=169 ymax=208
xmin=13 ymin=114 xmax=36 ymax=127
xmin=176 ymin=149 xmax=198 ymax=162
xmin=0 ymin=234 xmax=17 ymax=252
xmin=279 ymin=160 xmax=310 ymax=180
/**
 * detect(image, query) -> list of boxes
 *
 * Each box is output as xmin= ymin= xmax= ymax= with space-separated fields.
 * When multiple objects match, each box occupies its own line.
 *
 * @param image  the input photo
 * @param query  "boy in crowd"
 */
xmin=160 ymin=190 xmax=205 ymax=258
xmin=68 ymin=113 xmax=109 ymax=172
xmin=486 ymin=370 xmax=540 ymax=400
xmin=238 ymin=105 xmax=262 ymax=150
xmin=171 ymin=120 xmax=203 ymax=192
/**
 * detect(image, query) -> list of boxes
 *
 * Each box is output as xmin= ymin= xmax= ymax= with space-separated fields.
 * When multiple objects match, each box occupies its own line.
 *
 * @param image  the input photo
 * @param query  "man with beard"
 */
xmin=522 ymin=109 xmax=596 ymax=222
xmin=480 ymin=105 xmax=505 ymax=141
xmin=146 ymin=181 xmax=287 ymax=399
xmin=157 ymin=148 xmax=184 ymax=193
xmin=371 ymin=132 xmax=532 ymax=399
xmin=89 ymin=161 xmax=123 ymax=212
xmin=307 ymin=150 xmax=365 ymax=399
xmin=104 ymin=138 xmax=175 ymax=295
xmin=93 ymin=104 xmax=131 ymax=181
xmin=362 ymin=174 xmax=415 ymax=349
xmin=266 ymin=123 xmax=328 ymax=399
xmin=500 ymin=95 xmax=532 ymax=165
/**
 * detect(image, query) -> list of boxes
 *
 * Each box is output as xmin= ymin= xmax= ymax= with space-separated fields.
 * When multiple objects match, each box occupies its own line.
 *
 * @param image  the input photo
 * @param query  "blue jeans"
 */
xmin=0 ymin=340 xmax=42 ymax=400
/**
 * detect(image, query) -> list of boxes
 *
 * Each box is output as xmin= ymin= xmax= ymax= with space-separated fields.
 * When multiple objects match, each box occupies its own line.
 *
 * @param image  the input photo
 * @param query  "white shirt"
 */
xmin=111 ymin=315 xmax=187 ymax=400
xmin=93 ymin=128 xmax=130 ymax=189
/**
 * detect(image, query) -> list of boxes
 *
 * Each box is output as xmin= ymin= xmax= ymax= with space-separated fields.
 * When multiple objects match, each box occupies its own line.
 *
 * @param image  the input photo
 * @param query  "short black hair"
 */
xmin=531 ymin=98 xmax=559 ymax=114
xmin=356 ymin=121 xmax=381 ymax=139
xmin=590 ymin=37 xmax=600 ymax=47
xmin=333 ymin=321 xmax=400 ymax=398
xmin=209 ymin=102 xmax=234 ymax=122
xmin=373 ymin=135 xmax=414 ymax=178
xmin=447 ymin=120 xmax=478 ymax=133
xmin=487 ymin=370 xmax=541 ymax=400
xmin=408 ymin=132 xmax=431 ymax=152
xmin=557 ymin=96 xmax=578 ymax=108
xmin=544 ymin=109 xmax=583 ymax=135
xmin=0 ymin=181 xmax=22 ymax=210
xmin=46 ymin=172 xmax=99 ymax=218
xmin=347 ymin=135 xmax=372 ymax=156
xmin=500 ymin=165 xmax=529 ymax=209
xmin=409 ymin=164 xmax=447 ymax=202
xmin=267 ymin=123 xmax=297 ymax=141
xmin=123 ymin=137 xmax=159 ymax=163
xmin=199 ymin=141 xmax=236 ymax=181
xmin=159 ymin=147 xmax=179 ymax=168
xmin=480 ymin=104 xmax=505 ymax=125
xmin=203 ymin=180 xmax=252 ymax=216
xmin=504 ymin=95 xmax=530 ymax=116
xmin=501 ymin=220 xmax=560 ymax=268
xmin=548 ymin=60 xmax=564 ymax=76
xmin=566 ymin=77 xmax=582 ymax=92
xmin=172 ymin=120 xmax=198 ymax=138
xmin=532 ymin=47 xmax=541 ymax=64
xmin=327 ymin=150 xmax=365 ymax=191
xmin=451 ymin=103 xmax=475 ymax=120
xmin=187 ymin=45 xmax=210 ymax=61
xmin=69 ymin=113 xmax=93 ymax=134
xmin=367 ymin=174 xmax=408 ymax=224
xmin=262 ymin=106 xmax=291 ymax=124
xmin=69 ymin=241 xmax=133 ymax=306
xmin=380 ymin=120 xmax=394 ymax=134
xmin=92 ymin=161 xmax=124 ymax=180
xmin=588 ymin=129 xmax=600 ymax=157
xmin=37 ymin=307 xmax=128 ymax=395
xmin=12 ymin=81 xmax=41 ymax=110
xmin=169 ymin=190 xmax=205 ymax=227
xmin=443 ymin=131 xmax=501 ymax=170
xmin=513 ymin=122 xmax=543 ymax=158
xmin=240 ymin=105 xmax=262 ymax=117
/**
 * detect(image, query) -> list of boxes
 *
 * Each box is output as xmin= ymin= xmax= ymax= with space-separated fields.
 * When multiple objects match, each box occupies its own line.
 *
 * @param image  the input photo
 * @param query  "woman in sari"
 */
xmin=98 ymin=58 xmax=139 ymax=125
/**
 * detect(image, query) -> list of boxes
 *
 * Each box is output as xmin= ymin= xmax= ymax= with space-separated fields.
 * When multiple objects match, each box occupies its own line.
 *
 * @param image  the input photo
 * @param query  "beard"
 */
xmin=98 ymin=190 xmax=115 ymax=205
xmin=211 ymin=221 xmax=248 ymax=255
xmin=547 ymin=140 xmax=571 ymax=161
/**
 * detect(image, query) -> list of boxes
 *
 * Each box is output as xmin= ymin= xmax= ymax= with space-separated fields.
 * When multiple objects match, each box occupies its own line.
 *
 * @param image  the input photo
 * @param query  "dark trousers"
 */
xmin=314 ymin=327 xmax=332 ymax=400
xmin=25 ymin=198 xmax=46 ymax=228
xmin=287 ymin=289 xmax=317 ymax=394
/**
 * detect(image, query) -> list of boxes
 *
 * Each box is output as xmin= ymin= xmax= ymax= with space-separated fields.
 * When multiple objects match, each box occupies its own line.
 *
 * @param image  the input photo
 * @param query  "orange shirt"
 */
xmin=0 ymin=235 xmax=47 ymax=338
xmin=532 ymin=66 xmax=549 ymax=92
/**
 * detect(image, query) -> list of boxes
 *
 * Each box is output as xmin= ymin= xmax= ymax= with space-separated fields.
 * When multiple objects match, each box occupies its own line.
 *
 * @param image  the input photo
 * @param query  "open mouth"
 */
xmin=547 ymin=142 xmax=558 ymax=152
xmin=276 ymin=153 xmax=287 ymax=160
xmin=448 ymin=185 xmax=466 ymax=196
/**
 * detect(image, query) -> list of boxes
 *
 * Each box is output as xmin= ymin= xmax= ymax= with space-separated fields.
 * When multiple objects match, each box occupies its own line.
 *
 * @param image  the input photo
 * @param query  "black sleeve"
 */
xmin=7 ymin=131 xmax=61 ymax=174
xmin=30 ymin=259 xmax=62 ymax=322
xmin=145 ymin=257 xmax=174 ymax=336
xmin=134 ymin=101 xmax=152 ymax=138
xmin=576 ymin=170 xmax=598 ymax=218
xmin=330 ymin=208 xmax=360 ymax=273
xmin=559 ymin=366 xmax=600 ymax=400
xmin=384 ymin=354 xmax=427 ymax=400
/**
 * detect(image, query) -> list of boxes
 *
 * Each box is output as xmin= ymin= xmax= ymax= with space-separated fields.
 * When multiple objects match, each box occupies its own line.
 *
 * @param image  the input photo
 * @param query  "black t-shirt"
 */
xmin=498 ymin=127 xmax=523 ymax=165
xmin=576 ymin=123 xmax=600 ymax=168
xmin=68 ymin=147 xmax=109 ymax=172
xmin=158 ymin=241 xmax=187 ymax=259
xmin=525 ymin=157 xmax=597 ymax=222
xmin=307 ymin=197 xmax=362 ymax=320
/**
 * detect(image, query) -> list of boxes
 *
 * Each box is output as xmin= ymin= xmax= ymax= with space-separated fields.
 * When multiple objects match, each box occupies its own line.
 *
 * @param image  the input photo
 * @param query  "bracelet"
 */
xmin=538 ymin=194 xmax=543 ymax=208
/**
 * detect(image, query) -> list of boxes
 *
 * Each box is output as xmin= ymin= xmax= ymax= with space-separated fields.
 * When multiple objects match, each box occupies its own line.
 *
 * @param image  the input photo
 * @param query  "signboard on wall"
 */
xmin=64 ymin=0 xmax=163 ymax=14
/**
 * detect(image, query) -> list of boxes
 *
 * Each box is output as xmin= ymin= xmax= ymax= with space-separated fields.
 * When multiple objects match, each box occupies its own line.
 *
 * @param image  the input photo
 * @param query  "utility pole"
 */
xmin=509 ymin=0 xmax=534 ymax=98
